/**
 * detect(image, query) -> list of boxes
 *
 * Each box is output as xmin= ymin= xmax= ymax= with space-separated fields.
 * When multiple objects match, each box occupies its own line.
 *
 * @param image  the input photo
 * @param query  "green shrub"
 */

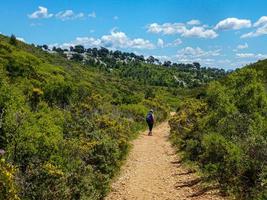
xmin=169 ymin=68 xmax=267 ymax=199
xmin=0 ymin=37 xmax=173 ymax=199
xmin=0 ymin=158 xmax=20 ymax=200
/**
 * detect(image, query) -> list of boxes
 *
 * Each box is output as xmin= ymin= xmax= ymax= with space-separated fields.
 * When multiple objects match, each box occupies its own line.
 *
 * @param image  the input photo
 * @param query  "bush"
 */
xmin=0 ymin=37 xmax=173 ymax=199
xmin=0 ymin=158 xmax=20 ymax=200
xmin=169 ymin=68 xmax=267 ymax=199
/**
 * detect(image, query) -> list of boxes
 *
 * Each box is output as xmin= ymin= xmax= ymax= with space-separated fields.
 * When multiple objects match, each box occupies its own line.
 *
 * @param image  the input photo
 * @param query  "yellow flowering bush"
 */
xmin=0 ymin=158 xmax=20 ymax=200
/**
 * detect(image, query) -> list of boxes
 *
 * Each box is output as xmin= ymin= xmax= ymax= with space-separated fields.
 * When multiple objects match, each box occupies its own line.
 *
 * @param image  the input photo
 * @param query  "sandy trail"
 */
xmin=105 ymin=121 xmax=225 ymax=200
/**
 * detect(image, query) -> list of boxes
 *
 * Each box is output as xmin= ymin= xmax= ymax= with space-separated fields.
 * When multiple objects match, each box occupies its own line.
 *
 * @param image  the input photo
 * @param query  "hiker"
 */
xmin=146 ymin=109 xmax=154 ymax=136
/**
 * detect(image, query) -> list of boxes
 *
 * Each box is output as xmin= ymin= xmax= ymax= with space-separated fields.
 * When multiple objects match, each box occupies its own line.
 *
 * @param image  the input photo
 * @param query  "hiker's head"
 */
xmin=150 ymin=109 xmax=154 ymax=113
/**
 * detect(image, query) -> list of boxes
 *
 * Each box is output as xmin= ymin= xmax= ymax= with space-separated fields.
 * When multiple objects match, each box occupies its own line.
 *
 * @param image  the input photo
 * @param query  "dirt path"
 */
xmin=105 ymin=121 xmax=225 ymax=200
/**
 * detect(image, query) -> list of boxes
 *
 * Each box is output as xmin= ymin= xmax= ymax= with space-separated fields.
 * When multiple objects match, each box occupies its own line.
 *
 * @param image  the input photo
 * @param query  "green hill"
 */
xmin=0 ymin=34 xmax=228 ymax=199
xmin=0 ymin=35 xmax=171 ymax=199
xmin=169 ymin=60 xmax=267 ymax=200
xmin=247 ymin=59 xmax=267 ymax=90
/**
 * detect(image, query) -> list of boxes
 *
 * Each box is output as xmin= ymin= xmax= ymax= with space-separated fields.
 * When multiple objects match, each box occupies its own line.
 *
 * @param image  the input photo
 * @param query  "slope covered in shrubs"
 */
xmin=0 ymin=36 xmax=173 ymax=199
xmin=169 ymin=65 xmax=267 ymax=199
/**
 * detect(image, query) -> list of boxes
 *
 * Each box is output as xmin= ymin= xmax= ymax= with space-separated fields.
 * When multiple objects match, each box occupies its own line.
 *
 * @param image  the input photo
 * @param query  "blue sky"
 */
xmin=1 ymin=0 xmax=267 ymax=69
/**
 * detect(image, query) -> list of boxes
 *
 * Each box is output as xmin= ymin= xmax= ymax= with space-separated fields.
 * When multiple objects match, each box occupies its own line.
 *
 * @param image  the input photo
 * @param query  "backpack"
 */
xmin=146 ymin=113 xmax=153 ymax=123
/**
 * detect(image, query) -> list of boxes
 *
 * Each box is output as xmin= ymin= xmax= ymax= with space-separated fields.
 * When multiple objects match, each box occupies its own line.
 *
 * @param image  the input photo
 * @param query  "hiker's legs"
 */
xmin=148 ymin=123 xmax=153 ymax=135
xmin=147 ymin=123 xmax=151 ymax=135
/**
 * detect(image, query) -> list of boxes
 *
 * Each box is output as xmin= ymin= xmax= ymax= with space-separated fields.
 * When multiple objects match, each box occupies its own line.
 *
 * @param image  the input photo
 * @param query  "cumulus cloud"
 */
xmin=254 ymin=16 xmax=267 ymax=27
xmin=28 ymin=6 xmax=53 ymax=19
xmin=241 ymin=24 xmax=267 ymax=38
xmin=101 ymin=30 xmax=154 ymax=49
xmin=147 ymin=23 xmax=186 ymax=34
xmin=29 ymin=6 xmax=96 ymax=21
xmin=181 ymin=26 xmax=218 ymax=38
xmin=156 ymin=38 xmax=182 ymax=48
xmin=176 ymin=47 xmax=221 ymax=59
xmin=17 ymin=37 xmax=25 ymax=42
xmin=236 ymin=53 xmax=267 ymax=59
xmin=187 ymin=19 xmax=201 ymax=25
xmin=241 ymin=16 xmax=267 ymax=38
xmin=147 ymin=23 xmax=217 ymax=39
xmin=51 ymin=37 xmax=101 ymax=49
xmin=166 ymin=47 xmax=222 ymax=66
xmin=54 ymin=30 xmax=154 ymax=49
xmin=236 ymin=53 xmax=254 ymax=58
xmin=75 ymin=37 xmax=101 ymax=46
xmin=214 ymin=18 xmax=251 ymax=30
xmin=55 ymin=10 xmax=84 ymax=21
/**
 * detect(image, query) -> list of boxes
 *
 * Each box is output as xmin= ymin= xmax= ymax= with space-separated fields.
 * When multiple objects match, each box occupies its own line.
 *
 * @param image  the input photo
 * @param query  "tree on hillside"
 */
xmin=163 ymin=61 xmax=172 ymax=67
xmin=193 ymin=62 xmax=201 ymax=70
xmin=98 ymin=47 xmax=109 ymax=57
xmin=146 ymin=56 xmax=156 ymax=64
xmin=9 ymin=34 xmax=17 ymax=46
xmin=42 ymin=44 xmax=48 ymax=50
xmin=74 ymin=45 xmax=85 ymax=54
xmin=71 ymin=53 xmax=84 ymax=62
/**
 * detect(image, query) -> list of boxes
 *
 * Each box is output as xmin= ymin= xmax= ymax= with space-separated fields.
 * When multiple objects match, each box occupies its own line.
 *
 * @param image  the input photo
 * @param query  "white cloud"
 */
xmin=156 ymin=38 xmax=182 ymax=48
xmin=182 ymin=26 xmax=218 ymax=38
xmin=237 ymin=43 xmax=248 ymax=49
xmin=157 ymin=38 xmax=164 ymax=48
xmin=52 ymin=37 xmax=101 ymax=49
xmin=169 ymin=47 xmax=221 ymax=65
xmin=88 ymin=11 xmax=96 ymax=18
xmin=254 ymin=16 xmax=267 ymax=27
xmin=75 ymin=37 xmax=101 ymax=46
xmin=241 ymin=16 xmax=267 ymax=38
xmin=147 ymin=23 xmax=217 ymax=39
xmin=187 ymin=19 xmax=201 ymax=25
xmin=236 ymin=53 xmax=255 ymax=58
xmin=153 ymin=55 xmax=172 ymax=62
xmin=17 ymin=37 xmax=25 ymax=42
xmin=55 ymin=30 xmax=154 ymax=50
xmin=28 ymin=6 xmax=53 ymax=19
xmin=256 ymin=54 xmax=267 ymax=59
xmin=101 ymin=30 xmax=154 ymax=49
xmin=176 ymin=47 xmax=221 ymax=59
xmin=29 ymin=7 xmax=95 ymax=21
xmin=214 ymin=18 xmax=251 ymax=30
xmin=147 ymin=23 xmax=186 ymax=34
xmin=113 ymin=16 xmax=119 ymax=20
xmin=241 ymin=23 xmax=267 ymax=38
xmin=56 ymin=10 xmax=84 ymax=21
xmin=236 ymin=53 xmax=267 ymax=59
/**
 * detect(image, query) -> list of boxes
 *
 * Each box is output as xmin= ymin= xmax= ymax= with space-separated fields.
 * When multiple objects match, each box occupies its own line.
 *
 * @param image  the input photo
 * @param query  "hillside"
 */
xmin=247 ymin=59 xmax=267 ymax=89
xmin=169 ymin=61 xmax=267 ymax=200
xmin=0 ymin=35 xmax=171 ymax=199
xmin=39 ymin=43 xmax=227 ymax=88
xmin=0 ymin=35 xmax=227 ymax=199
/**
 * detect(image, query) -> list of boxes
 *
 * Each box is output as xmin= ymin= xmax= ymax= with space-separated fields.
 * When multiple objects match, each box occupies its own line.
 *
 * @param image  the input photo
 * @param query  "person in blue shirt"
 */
xmin=146 ymin=109 xmax=154 ymax=136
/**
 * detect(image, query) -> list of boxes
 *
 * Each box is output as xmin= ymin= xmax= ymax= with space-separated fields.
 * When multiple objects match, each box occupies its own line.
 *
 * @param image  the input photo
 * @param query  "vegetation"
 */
xmin=38 ymin=44 xmax=227 ymax=88
xmin=0 ymin=35 xmax=172 ymax=199
xmin=0 ymin=34 xmax=227 ymax=199
xmin=169 ymin=65 xmax=267 ymax=199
